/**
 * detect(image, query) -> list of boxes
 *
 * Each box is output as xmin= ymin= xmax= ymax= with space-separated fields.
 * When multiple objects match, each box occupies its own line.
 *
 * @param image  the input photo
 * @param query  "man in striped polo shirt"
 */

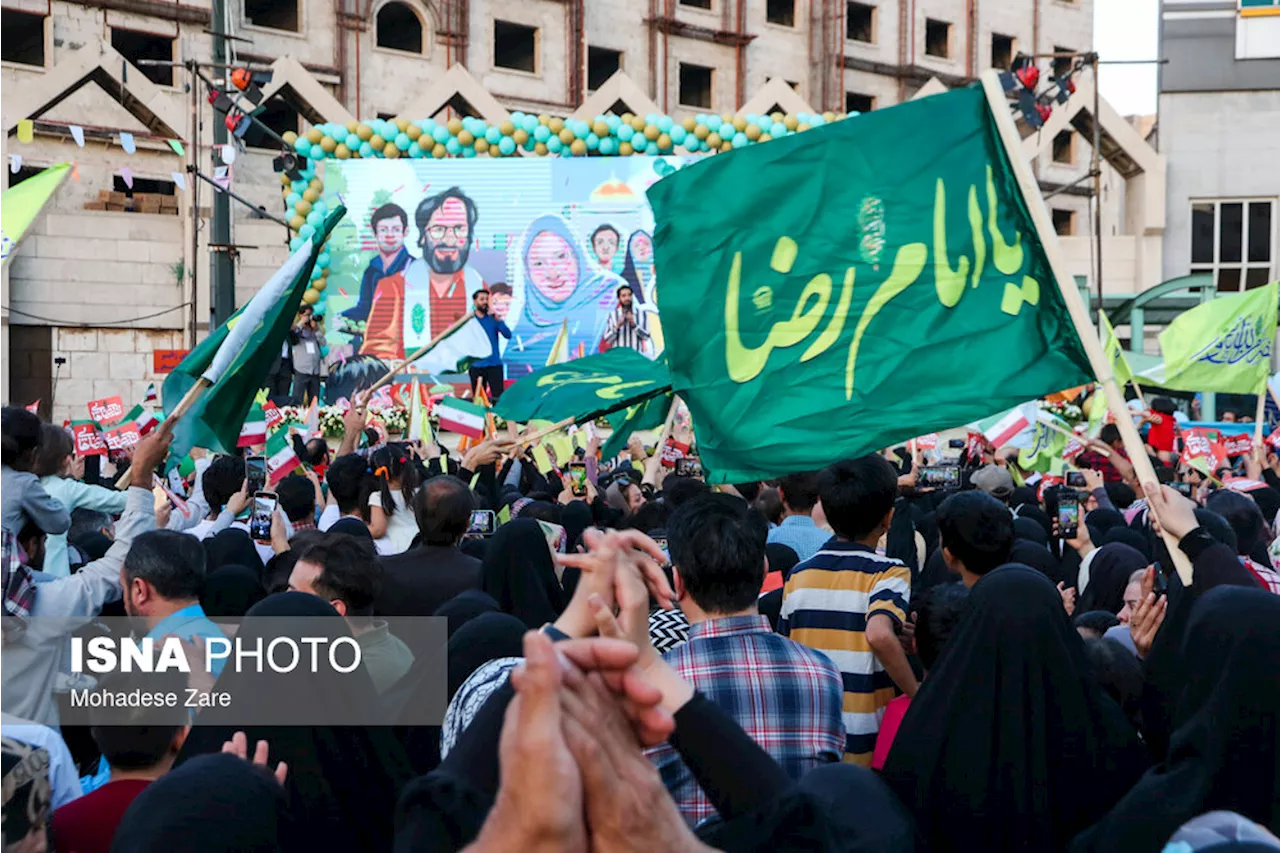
xmin=778 ymin=454 xmax=919 ymax=765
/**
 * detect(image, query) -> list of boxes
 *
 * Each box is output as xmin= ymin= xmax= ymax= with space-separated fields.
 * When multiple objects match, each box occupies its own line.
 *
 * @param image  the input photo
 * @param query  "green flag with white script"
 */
xmin=647 ymin=86 xmax=1092 ymax=483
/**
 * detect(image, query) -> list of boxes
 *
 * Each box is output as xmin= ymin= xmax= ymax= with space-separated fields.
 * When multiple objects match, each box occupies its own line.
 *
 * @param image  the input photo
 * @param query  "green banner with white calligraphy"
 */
xmin=492 ymin=348 xmax=672 ymax=425
xmin=648 ymin=86 xmax=1093 ymax=483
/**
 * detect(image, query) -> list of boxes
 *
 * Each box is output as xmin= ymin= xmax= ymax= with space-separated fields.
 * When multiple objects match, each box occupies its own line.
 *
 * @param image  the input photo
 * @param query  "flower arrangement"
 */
xmin=318 ymin=406 xmax=347 ymax=438
xmin=377 ymin=406 xmax=409 ymax=434
xmin=1042 ymin=399 xmax=1083 ymax=426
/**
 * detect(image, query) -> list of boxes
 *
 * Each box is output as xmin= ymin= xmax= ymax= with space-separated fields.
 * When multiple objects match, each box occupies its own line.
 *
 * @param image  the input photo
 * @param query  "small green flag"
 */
xmin=1018 ymin=414 xmax=1069 ymax=473
xmin=1 ymin=163 xmax=71 ymax=267
xmin=493 ymin=348 xmax=671 ymax=426
xmin=164 ymin=208 xmax=345 ymax=459
xmin=647 ymin=86 xmax=1093 ymax=482
xmin=1101 ymin=313 xmax=1134 ymax=385
xmin=1157 ymin=282 xmax=1277 ymax=394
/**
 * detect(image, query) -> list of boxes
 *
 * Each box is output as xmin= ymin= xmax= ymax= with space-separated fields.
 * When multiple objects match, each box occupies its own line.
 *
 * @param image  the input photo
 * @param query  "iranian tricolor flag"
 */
xmin=436 ymin=397 xmax=486 ymax=439
xmin=266 ymin=429 xmax=300 ymax=485
xmin=121 ymin=405 xmax=161 ymax=436
xmin=975 ymin=403 xmax=1036 ymax=448
xmin=238 ymin=402 xmax=268 ymax=447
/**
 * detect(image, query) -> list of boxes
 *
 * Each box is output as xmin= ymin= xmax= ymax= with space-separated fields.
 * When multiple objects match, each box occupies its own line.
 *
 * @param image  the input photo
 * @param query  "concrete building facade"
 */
xmin=1158 ymin=0 xmax=1280 ymax=292
xmin=3 ymin=0 xmax=1098 ymax=423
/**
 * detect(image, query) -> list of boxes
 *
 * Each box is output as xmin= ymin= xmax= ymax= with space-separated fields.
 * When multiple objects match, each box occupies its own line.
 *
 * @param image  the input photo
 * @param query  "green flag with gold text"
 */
xmin=492 ymin=349 xmax=672 ymax=425
xmin=648 ymin=86 xmax=1092 ymax=483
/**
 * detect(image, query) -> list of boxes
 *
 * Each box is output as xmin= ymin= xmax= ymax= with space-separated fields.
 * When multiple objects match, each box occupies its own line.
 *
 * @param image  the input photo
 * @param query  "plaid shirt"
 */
xmin=644 ymin=614 xmax=845 ymax=827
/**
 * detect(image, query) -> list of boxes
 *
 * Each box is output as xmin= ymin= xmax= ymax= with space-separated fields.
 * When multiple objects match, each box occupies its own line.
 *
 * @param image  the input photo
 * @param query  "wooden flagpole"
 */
xmin=513 ymin=415 xmax=578 ymax=448
xmin=114 ymin=377 xmax=211 ymax=489
xmin=980 ymin=71 xmax=1193 ymax=586
xmin=359 ymin=312 xmax=475 ymax=403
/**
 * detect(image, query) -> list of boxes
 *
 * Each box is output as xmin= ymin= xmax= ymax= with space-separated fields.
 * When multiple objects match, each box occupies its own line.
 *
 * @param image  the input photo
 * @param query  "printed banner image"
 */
xmin=320 ymin=157 xmax=690 ymax=402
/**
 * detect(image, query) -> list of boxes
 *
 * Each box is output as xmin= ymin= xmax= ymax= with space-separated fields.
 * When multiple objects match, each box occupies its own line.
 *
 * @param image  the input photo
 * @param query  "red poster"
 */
xmin=153 ymin=349 xmax=190 ymax=374
xmin=1222 ymin=433 xmax=1253 ymax=458
xmin=72 ymin=422 xmax=107 ymax=457
xmin=103 ymin=423 xmax=141 ymax=451
xmin=915 ymin=433 xmax=939 ymax=450
xmin=1180 ymin=428 xmax=1228 ymax=473
xmin=87 ymin=395 xmax=125 ymax=425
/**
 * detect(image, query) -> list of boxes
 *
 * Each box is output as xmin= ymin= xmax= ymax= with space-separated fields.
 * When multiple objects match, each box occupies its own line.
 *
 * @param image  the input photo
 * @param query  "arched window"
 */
xmin=376 ymin=2 xmax=423 ymax=53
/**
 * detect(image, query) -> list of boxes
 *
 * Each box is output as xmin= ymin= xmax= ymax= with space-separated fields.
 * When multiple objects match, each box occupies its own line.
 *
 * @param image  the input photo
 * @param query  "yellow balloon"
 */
xmin=732 ymin=116 xmax=747 ymax=132
xmin=513 ymin=129 xmax=529 ymax=145
xmin=618 ymin=141 xmax=633 ymax=156
xmin=548 ymin=117 xmax=565 ymax=134
xmin=499 ymin=120 xmax=516 ymax=136
xmin=313 ymin=278 xmax=327 ymax=292
xmin=432 ymin=143 xmax=447 ymax=158
xmin=758 ymin=133 xmax=772 ymax=142
xmin=295 ymin=200 xmax=312 ymax=216
xmin=644 ymin=124 xmax=659 ymax=141
xmin=706 ymin=132 xmax=722 ymax=149
xmin=303 ymin=188 xmax=320 ymax=203
xmin=744 ymin=124 xmax=761 ymax=141
xmin=384 ymin=145 xmax=400 ymax=159
xmin=721 ymin=140 xmax=733 ymax=152
xmin=302 ymin=288 xmax=320 ymax=305
xmin=475 ymin=138 xmax=489 ymax=154
xmin=335 ymin=143 xmax=351 ymax=159
xmin=309 ymin=177 xmax=324 ymax=191
xmin=681 ymin=116 xmax=697 ymax=132
xmin=282 ymin=130 xmax=298 ymax=145
xmin=620 ymin=113 xmax=635 ymax=125
xmin=537 ymin=114 xmax=550 ymax=126
xmin=770 ymin=111 xmax=784 ymax=124
xmin=694 ymin=124 xmax=710 ymax=140
xmin=394 ymin=117 xmax=409 ymax=132
xmin=289 ymin=214 xmax=305 ymax=230
xmin=447 ymin=118 xmax=463 ymax=135
xmin=319 ymin=135 xmax=337 ymax=152
xmin=570 ymin=139 xmax=587 ymax=156
xmin=369 ymin=134 xmax=385 ymax=150
xmin=784 ymin=115 xmax=799 ymax=130
xmin=356 ymin=124 xmax=373 ymax=140
xmin=457 ymin=130 xmax=475 ymax=146
xmin=534 ymin=141 xmax=548 ymax=155
xmin=656 ymin=132 xmax=671 ymax=149
xmin=630 ymin=116 xmax=646 ymax=132
xmin=592 ymin=120 xmax=609 ymax=137
xmin=346 ymin=120 xmax=359 ymax=133
xmin=306 ymin=127 xmax=323 ymax=144
xmin=406 ymin=124 xmax=422 ymax=140
xmin=279 ymin=173 xmax=291 ymax=186
xmin=559 ymin=128 xmax=575 ymax=144
xmin=822 ymin=111 xmax=836 ymax=123
xmin=797 ymin=122 xmax=811 ymax=132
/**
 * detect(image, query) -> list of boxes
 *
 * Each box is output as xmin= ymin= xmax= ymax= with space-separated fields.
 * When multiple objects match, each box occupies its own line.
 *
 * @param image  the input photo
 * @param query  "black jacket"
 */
xmin=376 ymin=545 xmax=483 ymax=649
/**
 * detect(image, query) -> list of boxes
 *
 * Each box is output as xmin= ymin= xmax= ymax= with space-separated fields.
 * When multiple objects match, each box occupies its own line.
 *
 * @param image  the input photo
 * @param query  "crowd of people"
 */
xmin=1 ymin=382 xmax=1278 ymax=852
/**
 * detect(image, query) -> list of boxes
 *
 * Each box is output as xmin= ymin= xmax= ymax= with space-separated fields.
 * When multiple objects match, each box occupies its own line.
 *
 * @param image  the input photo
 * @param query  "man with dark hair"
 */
xmin=590 ymin=223 xmax=620 ymax=271
xmin=660 ymin=474 xmax=709 ymax=511
xmin=468 ymin=287 xmax=512 ymax=401
xmin=289 ymin=304 xmax=326 ymax=405
xmin=275 ymin=475 xmax=317 ymax=532
xmin=376 ymin=476 xmax=482 ymax=646
xmin=1078 ymin=423 xmax=1128 ymax=483
xmin=122 ymin=530 xmax=226 ymax=656
xmin=290 ymin=534 xmax=414 ymax=692
xmin=319 ymin=454 xmax=371 ymax=532
xmin=936 ymin=491 xmax=1014 ymax=586
xmin=346 ymin=203 xmax=412 ymax=332
xmin=602 ymin=284 xmax=650 ymax=354
xmin=645 ymin=494 xmax=845 ymax=825
xmin=779 ymin=454 xmax=918 ymax=766
xmin=183 ymin=454 xmax=249 ymax=541
xmin=360 ymin=188 xmax=485 ymax=360
xmin=52 ymin=669 xmax=190 ymax=852
xmin=766 ymin=470 xmax=829 ymax=561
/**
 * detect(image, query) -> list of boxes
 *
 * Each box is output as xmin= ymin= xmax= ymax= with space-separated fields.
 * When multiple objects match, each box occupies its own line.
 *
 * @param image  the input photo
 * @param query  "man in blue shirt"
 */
xmin=122 ymin=531 xmax=227 ymax=672
xmin=766 ymin=471 xmax=832 ymax=562
xmin=467 ymin=288 xmax=512 ymax=401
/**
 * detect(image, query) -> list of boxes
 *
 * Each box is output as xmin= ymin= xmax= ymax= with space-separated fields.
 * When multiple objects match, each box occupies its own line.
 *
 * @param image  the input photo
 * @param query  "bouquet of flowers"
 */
xmin=372 ymin=405 xmax=409 ymax=435
xmin=318 ymin=405 xmax=348 ymax=438
xmin=1042 ymin=399 xmax=1083 ymax=427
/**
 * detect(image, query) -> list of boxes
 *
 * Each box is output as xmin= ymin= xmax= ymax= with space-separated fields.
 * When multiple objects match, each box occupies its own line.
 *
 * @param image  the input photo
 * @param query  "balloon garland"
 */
xmin=280 ymin=108 xmax=853 ymax=314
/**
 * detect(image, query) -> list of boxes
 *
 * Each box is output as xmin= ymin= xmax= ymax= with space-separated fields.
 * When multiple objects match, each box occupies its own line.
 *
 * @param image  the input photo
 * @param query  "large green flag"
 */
xmin=602 ymin=392 xmax=674 ymax=460
xmin=165 ymin=208 xmax=345 ymax=458
xmin=647 ymin=87 xmax=1092 ymax=482
xmin=492 ymin=348 xmax=671 ymax=425
xmin=1157 ymin=282 xmax=1277 ymax=394
xmin=1 ymin=163 xmax=71 ymax=267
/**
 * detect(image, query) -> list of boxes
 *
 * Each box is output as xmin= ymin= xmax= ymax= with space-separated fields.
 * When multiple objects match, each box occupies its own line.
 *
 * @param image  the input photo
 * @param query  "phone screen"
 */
xmin=246 ymin=456 xmax=267 ymax=492
xmin=1057 ymin=500 xmax=1080 ymax=537
xmin=919 ymin=466 xmax=959 ymax=488
xmin=467 ymin=510 xmax=496 ymax=537
xmin=676 ymin=456 xmax=703 ymax=479
xmin=1066 ymin=471 xmax=1087 ymax=488
xmin=568 ymin=462 xmax=588 ymax=496
xmin=250 ymin=493 xmax=276 ymax=541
